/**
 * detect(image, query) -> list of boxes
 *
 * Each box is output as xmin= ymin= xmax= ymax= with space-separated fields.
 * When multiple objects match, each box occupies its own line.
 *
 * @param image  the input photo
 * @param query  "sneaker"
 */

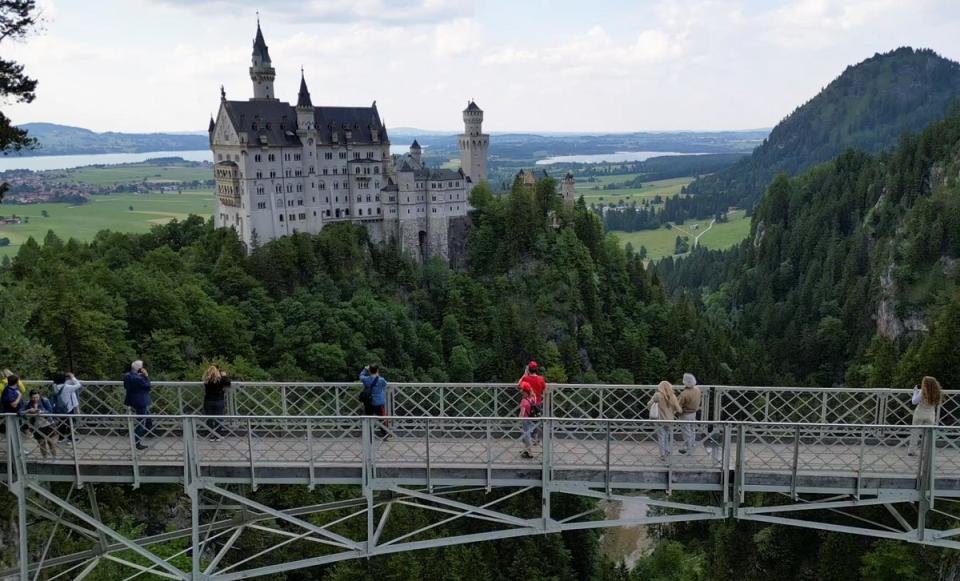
xmin=521 ymin=451 xmax=533 ymax=459
xmin=208 ymin=434 xmax=223 ymax=442
xmin=678 ymin=449 xmax=688 ymax=455
xmin=136 ymin=443 xmax=148 ymax=451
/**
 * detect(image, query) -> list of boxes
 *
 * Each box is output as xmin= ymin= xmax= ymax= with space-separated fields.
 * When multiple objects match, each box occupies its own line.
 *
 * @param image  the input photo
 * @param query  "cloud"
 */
xmin=434 ymin=17 xmax=480 ymax=57
xmin=149 ymin=0 xmax=473 ymax=25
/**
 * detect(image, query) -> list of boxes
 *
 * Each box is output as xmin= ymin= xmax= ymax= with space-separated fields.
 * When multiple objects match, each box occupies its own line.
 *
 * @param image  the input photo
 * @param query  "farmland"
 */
xmin=611 ymin=209 xmax=751 ymax=261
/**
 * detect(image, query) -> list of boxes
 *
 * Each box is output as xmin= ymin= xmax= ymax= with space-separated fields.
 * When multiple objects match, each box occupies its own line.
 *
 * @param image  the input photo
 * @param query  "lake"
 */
xmin=535 ymin=151 xmax=707 ymax=165
xmin=0 ymin=145 xmax=420 ymax=172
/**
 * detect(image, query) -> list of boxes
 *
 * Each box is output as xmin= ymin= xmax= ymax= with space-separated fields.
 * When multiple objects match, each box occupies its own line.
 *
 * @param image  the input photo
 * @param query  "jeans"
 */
xmin=130 ymin=405 xmax=153 ymax=446
xmin=204 ymin=399 xmax=226 ymax=436
xmin=364 ymin=402 xmax=388 ymax=436
xmin=521 ymin=420 xmax=538 ymax=449
xmin=657 ymin=424 xmax=673 ymax=457
xmin=679 ymin=412 xmax=697 ymax=450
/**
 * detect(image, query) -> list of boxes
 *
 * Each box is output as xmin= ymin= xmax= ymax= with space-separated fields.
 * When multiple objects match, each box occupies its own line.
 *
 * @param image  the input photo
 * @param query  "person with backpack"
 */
xmin=51 ymin=372 xmax=83 ymax=444
xmin=648 ymin=381 xmax=682 ymax=461
xmin=124 ymin=360 xmax=152 ymax=451
xmin=519 ymin=383 xmax=541 ymax=459
xmin=202 ymin=364 xmax=231 ymax=442
xmin=517 ymin=361 xmax=547 ymax=405
xmin=20 ymin=389 xmax=58 ymax=459
xmin=359 ymin=365 xmax=389 ymax=438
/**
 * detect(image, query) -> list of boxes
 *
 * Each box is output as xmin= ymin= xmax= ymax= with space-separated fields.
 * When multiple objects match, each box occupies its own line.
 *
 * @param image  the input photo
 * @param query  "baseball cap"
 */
xmin=528 ymin=361 xmax=538 ymax=370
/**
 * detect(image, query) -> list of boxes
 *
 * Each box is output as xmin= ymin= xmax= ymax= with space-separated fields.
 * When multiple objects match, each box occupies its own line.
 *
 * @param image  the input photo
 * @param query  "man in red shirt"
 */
xmin=518 ymin=361 xmax=547 ymax=404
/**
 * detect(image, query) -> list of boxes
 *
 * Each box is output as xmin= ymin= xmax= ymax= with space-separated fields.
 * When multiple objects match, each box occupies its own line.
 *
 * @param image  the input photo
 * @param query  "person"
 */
xmin=20 ymin=389 xmax=58 ymax=459
xmin=649 ymin=381 xmax=682 ymax=461
xmin=909 ymin=376 xmax=943 ymax=456
xmin=1 ymin=374 xmax=24 ymax=433
xmin=519 ymin=384 xmax=540 ymax=459
xmin=123 ymin=360 xmax=152 ymax=451
xmin=202 ymin=364 xmax=231 ymax=441
xmin=359 ymin=365 xmax=389 ymax=438
xmin=517 ymin=361 xmax=547 ymax=405
xmin=51 ymin=372 xmax=84 ymax=443
xmin=677 ymin=373 xmax=702 ymax=455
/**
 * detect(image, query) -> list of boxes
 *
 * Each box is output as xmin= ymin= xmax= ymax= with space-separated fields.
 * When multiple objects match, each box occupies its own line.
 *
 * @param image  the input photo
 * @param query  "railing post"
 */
xmin=362 ymin=417 xmax=375 ymax=555
xmin=701 ymin=386 xmax=711 ymax=425
xmin=917 ymin=427 xmax=937 ymax=541
xmin=713 ymin=386 xmax=723 ymax=421
xmin=790 ymin=425 xmax=801 ymax=500
xmin=8 ymin=415 xmax=29 ymax=581
xmin=69 ymin=416 xmax=83 ymax=487
xmin=721 ymin=423 xmax=732 ymax=512
xmin=733 ymin=425 xmax=746 ymax=509
xmin=604 ymin=421 xmax=612 ymax=497
xmin=541 ymin=417 xmax=553 ymax=531
xmin=127 ymin=414 xmax=141 ymax=489
xmin=307 ymin=420 xmax=316 ymax=490
xmin=176 ymin=385 xmax=185 ymax=415
xmin=425 ymin=417 xmax=432 ymax=493
xmin=280 ymin=385 xmax=289 ymax=416
xmin=247 ymin=417 xmax=257 ymax=491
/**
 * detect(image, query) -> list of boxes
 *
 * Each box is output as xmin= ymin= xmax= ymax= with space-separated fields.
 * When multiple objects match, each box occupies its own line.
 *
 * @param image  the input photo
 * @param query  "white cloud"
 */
xmin=150 ymin=0 xmax=473 ymax=24
xmin=434 ymin=17 xmax=480 ymax=57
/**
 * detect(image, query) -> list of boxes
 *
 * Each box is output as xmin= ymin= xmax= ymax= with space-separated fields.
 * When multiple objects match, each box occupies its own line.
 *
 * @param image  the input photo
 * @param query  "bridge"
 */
xmin=3 ymin=382 xmax=960 ymax=580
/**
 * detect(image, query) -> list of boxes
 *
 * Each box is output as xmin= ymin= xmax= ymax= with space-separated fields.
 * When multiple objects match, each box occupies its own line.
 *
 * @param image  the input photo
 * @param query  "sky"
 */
xmin=5 ymin=0 xmax=960 ymax=134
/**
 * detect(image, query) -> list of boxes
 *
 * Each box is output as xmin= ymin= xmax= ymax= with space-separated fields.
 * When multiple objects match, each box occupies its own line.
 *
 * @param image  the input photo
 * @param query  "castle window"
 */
xmin=353 ymin=152 xmax=360 ymax=160
xmin=345 ymin=209 xmax=350 ymax=216
xmin=456 ymin=182 xmax=460 ymax=187
xmin=294 ymin=153 xmax=301 ymax=161
xmin=335 ymin=209 xmax=340 ymax=218
xmin=256 ymin=171 xmax=263 ymax=179
xmin=255 ymin=154 xmax=262 ymax=162
xmin=268 ymin=154 xmax=275 ymax=162
xmin=257 ymin=185 xmax=265 ymax=195
xmin=366 ymin=195 xmax=371 ymax=202
xmin=295 ymin=170 xmax=302 ymax=177
xmin=284 ymin=153 xmax=291 ymax=161
xmin=432 ymin=208 xmax=437 ymax=213
xmin=326 ymin=210 xmax=331 ymax=216
xmin=289 ymin=214 xmax=295 ymax=221
xmin=334 ymin=183 xmax=339 ymax=190
xmin=377 ymin=208 xmax=381 ymax=215
xmin=367 ymin=152 xmax=374 ymax=159
xmin=357 ymin=196 xmax=361 ymax=203
xmin=299 ymin=213 xmax=306 ymax=220
xmin=275 ymin=185 xmax=282 ymax=193
xmin=270 ymin=171 xmax=276 ymax=178
xmin=257 ymin=202 xmax=266 ymax=209
xmin=309 ymin=166 xmax=314 ymax=174
xmin=333 ymin=168 xmax=337 ymax=175
xmin=374 ymin=167 xmax=379 ymax=174
xmin=358 ymin=209 xmax=363 ymax=216
xmin=355 ymin=167 xmax=361 ymax=175
xmin=298 ymin=199 xmax=304 ymax=206
xmin=286 ymin=185 xmax=293 ymax=193
xmin=313 ymin=211 xmax=317 ymax=217
xmin=218 ymin=154 xmax=223 ymax=160
xmin=324 ymin=152 xmax=333 ymax=160
xmin=320 ymin=182 xmax=325 ymax=190
xmin=339 ymin=152 xmax=347 ymax=160
xmin=279 ymin=215 xmax=284 ymax=222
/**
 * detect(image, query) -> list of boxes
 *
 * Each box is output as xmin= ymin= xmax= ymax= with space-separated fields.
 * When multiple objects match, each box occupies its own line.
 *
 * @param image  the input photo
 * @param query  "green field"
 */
xmin=0 ymin=191 xmax=214 ymax=257
xmin=42 ymin=163 xmax=212 ymax=186
xmin=611 ymin=209 xmax=752 ymax=261
xmin=578 ymin=176 xmax=693 ymax=205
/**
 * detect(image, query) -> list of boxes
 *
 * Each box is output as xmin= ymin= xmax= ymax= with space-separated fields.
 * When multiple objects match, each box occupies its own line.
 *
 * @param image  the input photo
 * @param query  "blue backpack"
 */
xmin=51 ymin=384 xmax=70 ymax=414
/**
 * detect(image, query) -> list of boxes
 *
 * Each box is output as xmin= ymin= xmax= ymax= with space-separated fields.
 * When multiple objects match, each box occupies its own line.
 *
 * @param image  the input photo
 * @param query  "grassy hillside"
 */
xmin=612 ymin=209 xmax=749 ymax=260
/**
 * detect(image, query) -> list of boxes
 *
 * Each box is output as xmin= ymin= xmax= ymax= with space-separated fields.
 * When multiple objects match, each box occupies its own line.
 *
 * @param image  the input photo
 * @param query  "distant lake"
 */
xmin=1 ymin=146 xmax=419 ymax=171
xmin=535 ymin=151 xmax=708 ymax=165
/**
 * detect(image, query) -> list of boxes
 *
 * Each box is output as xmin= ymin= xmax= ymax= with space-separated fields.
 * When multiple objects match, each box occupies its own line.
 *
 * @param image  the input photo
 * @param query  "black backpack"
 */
xmin=358 ymin=377 xmax=376 ymax=404
xmin=528 ymin=400 xmax=543 ymax=418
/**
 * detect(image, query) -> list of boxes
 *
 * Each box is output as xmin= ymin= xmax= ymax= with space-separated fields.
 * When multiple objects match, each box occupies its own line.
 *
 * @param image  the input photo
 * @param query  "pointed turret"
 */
xmin=208 ymin=115 xmax=215 ymax=133
xmin=297 ymin=69 xmax=312 ymax=108
xmin=410 ymin=139 xmax=422 ymax=165
xmin=249 ymin=19 xmax=276 ymax=99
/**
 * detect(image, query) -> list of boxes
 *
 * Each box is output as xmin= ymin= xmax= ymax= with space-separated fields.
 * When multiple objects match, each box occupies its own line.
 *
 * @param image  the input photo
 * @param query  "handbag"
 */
xmin=648 ymin=397 xmax=660 ymax=420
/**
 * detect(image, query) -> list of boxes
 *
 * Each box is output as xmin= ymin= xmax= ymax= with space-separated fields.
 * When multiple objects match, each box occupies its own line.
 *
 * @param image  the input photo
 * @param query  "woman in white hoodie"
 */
xmin=51 ymin=371 xmax=84 ymax=442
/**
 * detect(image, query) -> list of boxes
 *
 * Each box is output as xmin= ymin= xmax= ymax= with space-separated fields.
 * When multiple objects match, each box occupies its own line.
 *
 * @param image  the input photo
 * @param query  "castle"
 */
xmin=209 ymin=21 xmax=488 ymax=260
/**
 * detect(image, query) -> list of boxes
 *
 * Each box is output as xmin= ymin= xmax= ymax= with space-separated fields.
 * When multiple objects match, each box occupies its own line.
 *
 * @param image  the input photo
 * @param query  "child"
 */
xmin=519 ymin=385 xmax=539 ymax=459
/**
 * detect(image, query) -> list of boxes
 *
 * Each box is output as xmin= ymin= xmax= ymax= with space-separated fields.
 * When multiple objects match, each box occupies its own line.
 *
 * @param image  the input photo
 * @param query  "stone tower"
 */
xmin=250 ymin=20 xmax=276 ymax=100
xmin=296 ymin=69 xmax=313 ymax=130
xmin=562 ymin=172 xmax=576 ymax=205
xmin=459 ymin=100 xmax=488 ymax=184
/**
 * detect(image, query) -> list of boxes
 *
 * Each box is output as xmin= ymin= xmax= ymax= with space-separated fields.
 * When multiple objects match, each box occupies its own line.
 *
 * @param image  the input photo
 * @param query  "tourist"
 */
xmin=51 ymin=372 xmax=84 ymax=443
xmin=1 ymin=374 xmax=23 ymax=433
xmin=517 ymin=361 xmax=547 ymax=405
xmin=909 ymin=376 xmax=943 ymax=457
xmin=123 ymin=360 xmax=153 ymax=451
xmin=649 ymin=381 xmax=682 ymax=461
xmin=677 ymin=373 xmax=702 ymax=455
xmin=20 ymin=389 xmax=58 ymax=459
xmin=519 ymin=383 xmax=542 ymax=459
xmin=359 ymin=365 xmax=389 ymax=438
xmin=202 ymin=364 xmax=231 ymax=441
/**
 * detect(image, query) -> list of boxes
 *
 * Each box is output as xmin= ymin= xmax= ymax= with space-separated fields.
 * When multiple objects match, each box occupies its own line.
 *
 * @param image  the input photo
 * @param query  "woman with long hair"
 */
xmin=202 ymin=364 xmax=231 ymax=442
xmin=649 ymin=381 xmax=682 ymax=461
xmin=909 ymin=376 xmax=943 ymax=456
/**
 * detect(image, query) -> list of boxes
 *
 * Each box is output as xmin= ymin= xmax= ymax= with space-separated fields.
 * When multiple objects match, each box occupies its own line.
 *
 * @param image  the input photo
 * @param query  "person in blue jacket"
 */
xmin=123 ymin=360 xmax=152 ymax=450
xmin=359 ymin=365 xmax=389 ymax=438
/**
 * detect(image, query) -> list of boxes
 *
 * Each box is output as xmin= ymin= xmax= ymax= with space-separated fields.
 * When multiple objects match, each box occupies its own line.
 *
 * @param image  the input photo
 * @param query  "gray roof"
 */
xmin=410 ymin=139 xmax=421 ymax=149
xmin=253 ymin=23 xmax=271 ymax=62
xmin=464 ymin=101 xmax=481 ymax=112
xmin=221 ymin=99 xmax=386 ymax=147
xmin=297 ymin=73 xmax=312 ymax=108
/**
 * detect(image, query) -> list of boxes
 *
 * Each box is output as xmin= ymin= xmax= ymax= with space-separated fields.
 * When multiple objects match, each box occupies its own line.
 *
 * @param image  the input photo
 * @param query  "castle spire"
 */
xmin=253 ymin=19 xmax=271 ymax=63
xmin=208 ymin=115 xmax=215 ymax=132
xmin=297 ymin=67 xmax=312 ymax=108
xmin=249 ymin=19 xmax=276 ymax=99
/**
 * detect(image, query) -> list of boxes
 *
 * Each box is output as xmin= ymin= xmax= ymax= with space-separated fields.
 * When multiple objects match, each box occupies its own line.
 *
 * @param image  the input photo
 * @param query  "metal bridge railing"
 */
xmin=4 ymin=413 xmax=959 ymax=488
xmin=70 ymin=381 xmax=958 ymax=426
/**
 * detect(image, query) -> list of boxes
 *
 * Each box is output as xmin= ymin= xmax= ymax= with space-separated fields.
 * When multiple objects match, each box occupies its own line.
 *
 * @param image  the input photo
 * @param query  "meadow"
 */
xmin=53 ymin=163 xmax=212 ymax=186
xmin=577 ymin=176 xmax=693 ymax=206
xmin=0 ymin=191 xmax=214 ymax=257
xmin=611 ymin=209 xmax=751 ymax=261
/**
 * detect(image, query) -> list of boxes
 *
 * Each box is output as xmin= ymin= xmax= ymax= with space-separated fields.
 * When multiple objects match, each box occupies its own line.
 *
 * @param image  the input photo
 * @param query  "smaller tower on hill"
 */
xmin=562 ymin=172 xmax=576 ymax=205
xmin=459 ymin=100 xmax=489 ymax=184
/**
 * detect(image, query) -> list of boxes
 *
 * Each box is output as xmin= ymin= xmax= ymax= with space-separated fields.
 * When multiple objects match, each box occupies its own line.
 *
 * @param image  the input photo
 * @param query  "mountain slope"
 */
xmin=13 ymin=123 xmax=208 ymax=156
xmin=659 ymin=108 xmax=960 ymax=387
xmin=686 ymin=47 xmax=960 ymax=209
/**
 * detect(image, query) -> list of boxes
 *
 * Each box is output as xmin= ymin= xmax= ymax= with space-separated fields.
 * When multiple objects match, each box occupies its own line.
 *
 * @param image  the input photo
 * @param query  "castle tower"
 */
xmin=296 ymin=69 xmax=313 ymax=131
xmin=459 ymin=100 xmax=489 ymax=184
xmin=562 ymin=172 xmax=576 ymax=205
xmin=410 ymin=140 xmax=422 ymax=165
xmin=250 ymin=20 xmax=276 ymax=100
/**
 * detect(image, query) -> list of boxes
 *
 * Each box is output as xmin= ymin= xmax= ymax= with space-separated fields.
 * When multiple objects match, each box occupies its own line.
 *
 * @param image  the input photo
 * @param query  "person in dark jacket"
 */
xmin=202 ymin=364 xmax=231 ymax=441
xmin=359 ymin=365 xmax=389 ymax=438
xmin=123 ymin=360 xmax=152 ymax=450
xmin=1 ymin=374 xmax=23 ymax=434
xmin=20 ymin=389 xmax=58 ymax=459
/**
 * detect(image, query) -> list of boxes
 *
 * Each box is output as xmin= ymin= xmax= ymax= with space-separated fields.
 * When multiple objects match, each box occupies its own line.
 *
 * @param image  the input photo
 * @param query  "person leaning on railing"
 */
xmin=202 ymin=364 xmax=231 ymax=442
xmin=677 ymin=373 xmax=702 ymax=455
xmin=649 ymin=381 xmax=682 ymax=462
xmin=359 ymin=365 xmax=389 ymax=439
xmin=1 ymin=374 xmax=23 ymax=433
xmin=19 ymin=389 xmax=58 ymax=460
xmin=123 ymin=360 xmax=153 ymax=451
xmin=51 ymin=372 xmax=84 ymax=444
xmin=909 ymin=376 xmax=944 ymax=456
